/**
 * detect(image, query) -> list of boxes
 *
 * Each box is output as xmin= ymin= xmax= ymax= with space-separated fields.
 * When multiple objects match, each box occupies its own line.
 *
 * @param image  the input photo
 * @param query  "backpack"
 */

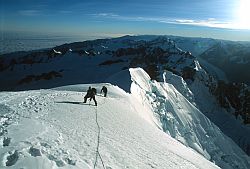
xmin=91 ymin=88 xmax=97 ymax=95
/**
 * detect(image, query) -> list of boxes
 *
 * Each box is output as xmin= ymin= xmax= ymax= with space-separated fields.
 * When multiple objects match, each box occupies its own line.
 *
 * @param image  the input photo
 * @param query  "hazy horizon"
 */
xmin=1 ymin=30 xmax=250 ymax=55
xmin=1 ymin=0 xmax=250 ymax=41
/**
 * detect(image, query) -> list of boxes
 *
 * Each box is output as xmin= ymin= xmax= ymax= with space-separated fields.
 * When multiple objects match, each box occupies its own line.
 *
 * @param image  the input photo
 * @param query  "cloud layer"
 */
xmin=92 ymin=13 xmax=247 ymax=30
xmin=19 ymin=10 xmax=41 ymax=16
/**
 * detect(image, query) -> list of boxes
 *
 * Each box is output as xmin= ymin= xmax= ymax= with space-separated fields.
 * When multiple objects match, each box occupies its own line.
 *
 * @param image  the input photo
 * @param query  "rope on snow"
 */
xmin=93 ymin=97 xmax=106 ymax=169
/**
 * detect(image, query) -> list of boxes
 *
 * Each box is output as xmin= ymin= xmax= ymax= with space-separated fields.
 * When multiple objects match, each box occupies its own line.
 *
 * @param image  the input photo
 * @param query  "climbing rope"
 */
xmin=93 ymin=96 xmax=106 ymax=169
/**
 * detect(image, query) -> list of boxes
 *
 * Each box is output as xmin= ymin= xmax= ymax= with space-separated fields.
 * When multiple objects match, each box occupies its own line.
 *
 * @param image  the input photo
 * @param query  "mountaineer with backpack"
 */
xmin=101 ymin=86 xmax=108 ymax=97
xmin=84 ymin=87 xmax=97 ymax=106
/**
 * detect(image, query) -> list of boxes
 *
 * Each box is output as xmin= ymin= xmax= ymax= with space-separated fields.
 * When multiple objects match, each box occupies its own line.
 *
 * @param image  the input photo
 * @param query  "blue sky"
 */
xmin=1 ymin=0 xmax=250 ymax=41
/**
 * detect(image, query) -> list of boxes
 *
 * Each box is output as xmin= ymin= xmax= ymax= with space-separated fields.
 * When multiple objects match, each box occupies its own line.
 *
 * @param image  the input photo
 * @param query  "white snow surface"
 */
xmin=0 ymin=68 xmax=249 ymax=169
xmin=0 ymin=70 xmax=218 ymax=169
xmin=53 ymin=49 xmax=62 ymax=54
xmin=128 ymin=68 xmax=250 ymax=169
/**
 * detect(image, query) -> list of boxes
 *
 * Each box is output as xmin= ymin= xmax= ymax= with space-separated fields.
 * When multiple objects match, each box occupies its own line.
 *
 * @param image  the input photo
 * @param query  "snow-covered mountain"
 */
xmin=0 ymin=35 xmax=249 ymax=126
xmin=199 ymin=41 xmax=250 ymax=85
xmin=1 ymin=35 xmax=250 ymax=168
xmin=0 ymin=36 xmax=194 ymax=90
xmin=1 ymin=68 xmax=249 ymax=169
xmin=159 ymin=36 xmax=250 ymax=85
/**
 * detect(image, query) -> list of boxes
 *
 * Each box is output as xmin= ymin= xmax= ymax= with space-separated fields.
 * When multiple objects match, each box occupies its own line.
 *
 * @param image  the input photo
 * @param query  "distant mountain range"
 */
xmin=166 ymin=36 xmax=250 ymax=85
xmin=199 ymin=41 xmax=250 ymax=85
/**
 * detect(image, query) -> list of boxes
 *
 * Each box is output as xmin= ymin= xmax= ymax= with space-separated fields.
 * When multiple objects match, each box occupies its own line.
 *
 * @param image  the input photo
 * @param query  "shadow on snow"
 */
xmin=55 ymin=101 xmax=96 ymax=106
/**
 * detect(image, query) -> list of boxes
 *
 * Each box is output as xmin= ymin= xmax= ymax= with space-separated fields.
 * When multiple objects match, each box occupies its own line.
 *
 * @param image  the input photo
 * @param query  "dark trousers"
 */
xmin=84 ymin=95 xmax=97 ymax=106
xmin=90 ymin=96 xmax=97 ymax=106
xmin=104 ymin=92 xmax=107 ymax=97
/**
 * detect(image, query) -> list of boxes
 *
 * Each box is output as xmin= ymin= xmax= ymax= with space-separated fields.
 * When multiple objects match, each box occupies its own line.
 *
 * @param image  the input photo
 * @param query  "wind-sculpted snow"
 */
xmin=0 ymin=67 xmax=248 ymax=169
xmin=163 ymin=71 xmax=196 ymax=105
xmin=129 ymin=68 xmax=250 ymax=169
xmin=188 ymin=77 xmax=250 ymax=156
xmin=0 ymin=80 xmax=220 ymax=168
xmin=0 ymin=91 xmax=92 ymax=168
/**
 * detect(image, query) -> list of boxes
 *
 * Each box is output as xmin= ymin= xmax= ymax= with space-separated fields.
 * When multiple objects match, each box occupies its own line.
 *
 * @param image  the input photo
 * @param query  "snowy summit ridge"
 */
xmin=0 ymin=35 xmax=250 ymax=169
xmin=0 ymin=68 xmax=249 ymax=169
xmin=0 ymin=69 xmax=217 ymax=169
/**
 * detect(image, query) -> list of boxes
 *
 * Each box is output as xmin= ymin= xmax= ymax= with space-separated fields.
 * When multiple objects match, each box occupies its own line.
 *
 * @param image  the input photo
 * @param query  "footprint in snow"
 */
xmin=29 ymin=147 xmax=42 ymax=157
xmin=47 ymin=154 xmax=65 ymax=167
xmin=38 ymin=141 xmax=77 ymax=167
xmin=3 ymin=137 xmax=11 ymax=146
xmin=5 ymin=150 xmax=19 ymax=166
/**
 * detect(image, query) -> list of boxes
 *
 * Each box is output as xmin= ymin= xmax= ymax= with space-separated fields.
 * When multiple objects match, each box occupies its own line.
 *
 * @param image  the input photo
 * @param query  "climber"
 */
xmin=100 ymin=86 xmax=108 ymax=97
xmin=84 ymin=87 xmax=97 ymax=106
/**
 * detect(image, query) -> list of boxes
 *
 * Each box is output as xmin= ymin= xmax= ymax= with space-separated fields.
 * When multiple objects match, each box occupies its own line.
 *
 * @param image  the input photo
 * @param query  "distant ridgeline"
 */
xmin=0 ymin=35 xmax=249 ymax=124
xmin=199 ymin=41 xmax=250 ymax=85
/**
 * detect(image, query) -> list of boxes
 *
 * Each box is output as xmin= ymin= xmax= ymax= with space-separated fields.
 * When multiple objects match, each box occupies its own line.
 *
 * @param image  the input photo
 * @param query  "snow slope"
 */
xmin=0 ymin=79 xmax=219 ymax=168
xmin=128 ymin=68 xmax=250 ymax=169
xmin=187 ymin=73 xmax=250 ymax=156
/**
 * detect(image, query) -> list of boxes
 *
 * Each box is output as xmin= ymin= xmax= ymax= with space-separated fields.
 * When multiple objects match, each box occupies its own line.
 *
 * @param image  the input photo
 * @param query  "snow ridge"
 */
xmin=129 ymin=68 xmax=250 ymax=169
xmin=0 ymin=80 xmax=221 ymax=169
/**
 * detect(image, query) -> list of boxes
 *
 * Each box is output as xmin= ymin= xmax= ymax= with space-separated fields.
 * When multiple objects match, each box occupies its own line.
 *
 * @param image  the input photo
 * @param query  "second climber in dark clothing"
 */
xmin=84 ymin=87 xmax=97 ymax=106
xmin=101 ymin=86 xmax=108 ymax=97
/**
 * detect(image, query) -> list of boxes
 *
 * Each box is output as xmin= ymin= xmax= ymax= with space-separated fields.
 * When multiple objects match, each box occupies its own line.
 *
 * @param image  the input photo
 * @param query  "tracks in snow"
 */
xmin=94 ymin=107 xmax=105 ymax=169
xmin=93 ymin=97 xmax=106 ymax=169
xmin=1 ymin=91 xmax=78 ymax=168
